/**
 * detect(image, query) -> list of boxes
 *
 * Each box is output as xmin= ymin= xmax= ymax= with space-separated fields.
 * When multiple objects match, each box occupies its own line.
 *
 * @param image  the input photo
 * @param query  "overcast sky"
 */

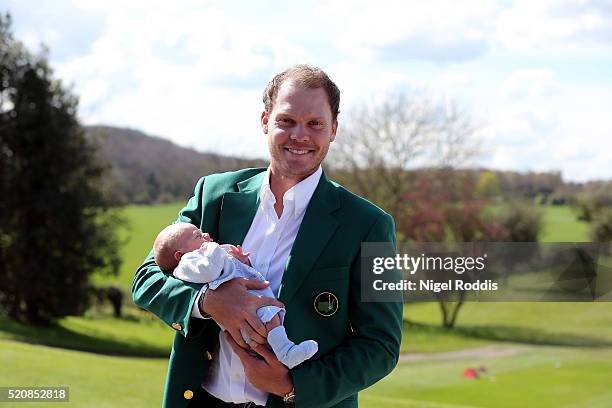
xmin=4 ymin=0 xmax=611 ymax=181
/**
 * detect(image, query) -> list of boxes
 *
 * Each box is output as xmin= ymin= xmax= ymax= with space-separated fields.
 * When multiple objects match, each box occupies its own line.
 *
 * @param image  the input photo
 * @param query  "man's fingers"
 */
xmin=245 ymin=313 xmax=268 ymax=340
xmin=225 ymin=331 xmax=252 ymax=361
xmin=255 ymin=296 xmax=285 ymax=310
xmin=250 ymin=341 xmax=278 ymax=365
xmin=228 ymin=328 xmax=249 ymax=349
xmin=242 ymin=321 xmax=267 ymax=345
xmin=241 ymin=278 xmax=270 ymax=290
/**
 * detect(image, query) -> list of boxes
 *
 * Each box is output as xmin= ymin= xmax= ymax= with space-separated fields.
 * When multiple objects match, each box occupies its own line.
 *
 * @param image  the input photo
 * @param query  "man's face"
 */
xmin=262 ymin=80 xmax=338 ymax=181
xmin=177 ymin=224 xmax=211 ymax=254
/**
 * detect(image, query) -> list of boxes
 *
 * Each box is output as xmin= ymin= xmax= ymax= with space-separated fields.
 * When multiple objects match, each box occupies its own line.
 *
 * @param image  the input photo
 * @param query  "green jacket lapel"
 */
xmin=218 ymin=171 xmax=265 ymax=245
xmin=280 ymin=172 xmax=340 ymax=304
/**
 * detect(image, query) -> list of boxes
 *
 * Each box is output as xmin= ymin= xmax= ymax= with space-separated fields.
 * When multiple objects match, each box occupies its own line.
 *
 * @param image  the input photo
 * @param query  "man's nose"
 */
xmin=290 ymin=125 xmax=309 ymax=142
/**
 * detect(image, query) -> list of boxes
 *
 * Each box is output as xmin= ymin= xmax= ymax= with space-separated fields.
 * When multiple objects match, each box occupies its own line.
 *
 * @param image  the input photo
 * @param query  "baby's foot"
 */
xmin=290 ymin=339 xmax=318 ymax=363
xmin=268 ymin=326 xmax=318 ymax=369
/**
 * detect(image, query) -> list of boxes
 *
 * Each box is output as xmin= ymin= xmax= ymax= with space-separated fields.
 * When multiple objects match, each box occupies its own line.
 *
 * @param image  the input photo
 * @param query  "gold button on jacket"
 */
xmin=171 ymin=322 xmax=182 ymax=331
xmin=205 ymin=351 xmax=212 ymax=361
xmin=183 ymin=390 xmax=193 ymax=400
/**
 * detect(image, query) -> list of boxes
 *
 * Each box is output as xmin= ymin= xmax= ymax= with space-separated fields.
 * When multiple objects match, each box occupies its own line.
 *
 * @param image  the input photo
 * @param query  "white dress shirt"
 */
xmin=199 ymin=166 xmax=322 ymax=405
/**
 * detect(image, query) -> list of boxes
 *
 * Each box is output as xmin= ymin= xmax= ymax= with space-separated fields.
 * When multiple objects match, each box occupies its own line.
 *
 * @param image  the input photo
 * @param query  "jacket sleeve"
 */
xmin=290 ymin=214 xmax=403 ymax=408
xmin=131 ymin=177 xmax=215 ymax=337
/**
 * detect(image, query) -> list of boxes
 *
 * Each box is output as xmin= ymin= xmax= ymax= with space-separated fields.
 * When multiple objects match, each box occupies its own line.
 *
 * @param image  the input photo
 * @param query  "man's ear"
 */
xmin=174 ymin=251 xmax=183 ymax=262
xmin=261 ymin=111 xmax=269 ymax=134
xmin=330 ymin=119 xmax=338 ymax=142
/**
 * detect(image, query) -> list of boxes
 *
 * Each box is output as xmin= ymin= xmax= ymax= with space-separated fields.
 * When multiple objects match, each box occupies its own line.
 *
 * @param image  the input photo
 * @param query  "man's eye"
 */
xmin=310 ymin=121 xmax=322 ymax=126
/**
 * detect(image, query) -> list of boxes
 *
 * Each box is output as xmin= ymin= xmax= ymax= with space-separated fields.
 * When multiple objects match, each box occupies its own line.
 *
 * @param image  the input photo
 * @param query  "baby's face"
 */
xmin=178 ymin=225 xmax=212 ymax=254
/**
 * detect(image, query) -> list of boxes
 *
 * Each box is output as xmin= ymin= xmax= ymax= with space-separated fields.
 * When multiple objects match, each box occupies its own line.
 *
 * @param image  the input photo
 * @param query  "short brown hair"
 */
xmin=263 ymin=64 xmax=340 ymax=121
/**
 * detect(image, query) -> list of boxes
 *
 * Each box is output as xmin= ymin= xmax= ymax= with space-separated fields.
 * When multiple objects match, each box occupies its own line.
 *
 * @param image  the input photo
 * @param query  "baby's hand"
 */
xmin=228 ymin=245 xmax=251 ymax=266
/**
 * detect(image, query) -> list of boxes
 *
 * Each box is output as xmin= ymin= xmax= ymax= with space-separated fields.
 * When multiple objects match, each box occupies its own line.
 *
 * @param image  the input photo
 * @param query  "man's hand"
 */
xmin=200 ymin=278 xmax=284 ymax=347
xmin=225 ymin=332 xmax=294 ymax=397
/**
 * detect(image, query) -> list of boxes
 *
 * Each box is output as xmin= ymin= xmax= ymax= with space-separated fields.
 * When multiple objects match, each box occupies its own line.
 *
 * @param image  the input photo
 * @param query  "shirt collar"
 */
xmin=259 ymin=166 xmax=322 ymax=219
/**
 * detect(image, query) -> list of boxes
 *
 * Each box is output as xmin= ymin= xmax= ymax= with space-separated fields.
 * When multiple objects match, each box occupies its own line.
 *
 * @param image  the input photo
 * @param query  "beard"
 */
xmin=269 ymin=141 xmax=329 ymax=181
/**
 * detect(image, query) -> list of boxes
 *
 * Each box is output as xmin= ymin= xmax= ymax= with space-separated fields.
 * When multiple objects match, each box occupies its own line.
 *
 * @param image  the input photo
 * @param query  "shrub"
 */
xmin=590 ymin=210 xmax=612 ymax=242
xmin=499 ymin=203 xmax=543 ymax=242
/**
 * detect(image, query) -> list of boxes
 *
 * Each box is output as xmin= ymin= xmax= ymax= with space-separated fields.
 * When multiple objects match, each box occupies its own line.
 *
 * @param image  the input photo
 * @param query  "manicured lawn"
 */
xmin=403 ymin=302 xmax=612 ymax=352
xmin=99 ymin=203 xmax=592 ymax=298
xmin=87 ymin=202 xmax=610 ymax=357
xmin=94 ymin=202 xmax=183 ymax=291
xmin=2 ymin=203 xmax=608 ymax=407
xmin=539 ymin=206 xmax=590 ymax=243
xmin=3 ymin=339 xmax=611 ymax=408
xmin=0 ymin=308 xmax=173 ymax=357
xmin=0 ymin=339 xmax=166 ymax=408
xmin=361 ymin=346 xmax=612 ymax=408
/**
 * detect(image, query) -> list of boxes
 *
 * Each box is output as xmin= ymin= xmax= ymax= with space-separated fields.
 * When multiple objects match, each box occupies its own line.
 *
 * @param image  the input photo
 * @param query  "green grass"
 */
xmin=101 ymin=203 xmax=592 ymax=296
xmin=402 ymin=302 xmax=612 ymax=353
xmin=539 ymin=206 xmax=590 ymax=242
xmin=2 ymin=339 xmax=611 ymax=408
xmin=94 ymin=202 xmax=183 ymax=291
xmin=0 ymin=339 xmax=166 ymax=408
xmin=98 ymin=203 xmax=592 ymax=295
xmin=2 ymin=203 xmax=609 ymax=407
xmin=0 ymin=308 xmax=173 ymax=357
xmin=361 ymin=347 xmax=612 ymax=408
xmin=90 ymin=202 xmax=609 ymax=357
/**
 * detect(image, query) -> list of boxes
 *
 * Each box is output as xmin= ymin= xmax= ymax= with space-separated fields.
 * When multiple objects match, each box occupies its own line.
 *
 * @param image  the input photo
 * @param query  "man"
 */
xmin=132 ymin=65 xmax=403 ymax=408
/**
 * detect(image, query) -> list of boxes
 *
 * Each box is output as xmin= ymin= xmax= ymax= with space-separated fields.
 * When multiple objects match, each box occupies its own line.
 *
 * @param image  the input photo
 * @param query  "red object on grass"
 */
xmin=463 ymin=368 xmax=479 ymax=378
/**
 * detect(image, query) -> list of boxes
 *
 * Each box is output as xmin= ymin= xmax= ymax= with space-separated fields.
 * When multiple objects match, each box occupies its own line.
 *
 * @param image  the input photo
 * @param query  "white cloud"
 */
xmin=319 ymin=0 xmax=499 ymax=63
xmin=317 ymin=0 xmax=612 ymax=61
xmin=45 ymin=1 xmax=312 ymax=158
xmin=4 ymin=0 xmax=611 ymax=181
xmin=436 ymin=71 xmax=474 ymax=90
xmin=494 ymin=0 xmax=612 ymax=54
xmin=478 ymin=69 xmax=612 ymax=181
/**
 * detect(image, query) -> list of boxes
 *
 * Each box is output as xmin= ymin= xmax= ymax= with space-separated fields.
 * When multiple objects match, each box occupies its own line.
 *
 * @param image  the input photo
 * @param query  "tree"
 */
xmin=399 ymin=172 xmax=507 ymax=328
xmin=590 ymin=210 xmax=612 ymax=243
xmin=0 ymin=14 xmax=121 ymax=325
xmin=329 ymin=92 xmax=481 ymax=228
xmin=476 ymin=171 xmax=502 ymax=199
xmin=328 ymin=91 xmax=486 ymax=329
xmin=498 ymin=203 xmax=543 ymax=242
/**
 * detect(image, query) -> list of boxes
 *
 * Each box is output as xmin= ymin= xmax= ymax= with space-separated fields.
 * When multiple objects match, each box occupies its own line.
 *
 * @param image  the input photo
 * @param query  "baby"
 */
xmin=153 ymin=222 xmax=318 ymax=369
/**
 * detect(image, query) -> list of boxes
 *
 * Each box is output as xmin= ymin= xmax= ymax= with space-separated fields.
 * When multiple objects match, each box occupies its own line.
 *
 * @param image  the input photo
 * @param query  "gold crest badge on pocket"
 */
xmin=314 ymin=291 xmax=339 ymax=317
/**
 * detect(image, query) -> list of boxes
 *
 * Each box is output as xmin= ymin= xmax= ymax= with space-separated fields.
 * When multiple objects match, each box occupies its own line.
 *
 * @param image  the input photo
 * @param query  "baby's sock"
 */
xmin=267 ymin=326 xmax=318 ymax=369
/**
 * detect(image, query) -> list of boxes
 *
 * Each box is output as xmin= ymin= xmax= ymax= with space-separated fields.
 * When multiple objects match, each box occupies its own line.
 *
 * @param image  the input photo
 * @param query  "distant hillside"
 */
xmin=85 ymin=126 xmax=267 ymax=204
xmin=84 ymin=125 xmax=610 ymax=206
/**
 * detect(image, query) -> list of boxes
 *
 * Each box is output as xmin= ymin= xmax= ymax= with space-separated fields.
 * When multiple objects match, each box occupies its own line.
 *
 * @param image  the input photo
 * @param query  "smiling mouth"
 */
xmin=285 ymin=147 xmax=313 ymax=155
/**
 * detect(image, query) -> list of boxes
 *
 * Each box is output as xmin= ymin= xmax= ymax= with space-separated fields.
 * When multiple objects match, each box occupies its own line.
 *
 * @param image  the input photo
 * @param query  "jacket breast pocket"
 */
xmin=287 ymin=266 xmax=351 ymax=356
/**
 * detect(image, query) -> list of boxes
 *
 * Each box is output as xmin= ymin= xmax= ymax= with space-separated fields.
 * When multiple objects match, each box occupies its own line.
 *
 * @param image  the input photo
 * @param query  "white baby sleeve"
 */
xmin=172 ymin=242 xmax=227 ymax=283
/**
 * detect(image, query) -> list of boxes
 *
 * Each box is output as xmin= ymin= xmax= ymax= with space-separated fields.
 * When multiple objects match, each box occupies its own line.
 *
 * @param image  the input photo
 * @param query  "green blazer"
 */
xmin=132 ymin=168 xmax=403 ymax=408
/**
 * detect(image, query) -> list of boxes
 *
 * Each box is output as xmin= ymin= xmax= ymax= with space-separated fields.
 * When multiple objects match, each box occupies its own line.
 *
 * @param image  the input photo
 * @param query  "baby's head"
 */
xmin=153 ymin=223 xmax=211 ymax=271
